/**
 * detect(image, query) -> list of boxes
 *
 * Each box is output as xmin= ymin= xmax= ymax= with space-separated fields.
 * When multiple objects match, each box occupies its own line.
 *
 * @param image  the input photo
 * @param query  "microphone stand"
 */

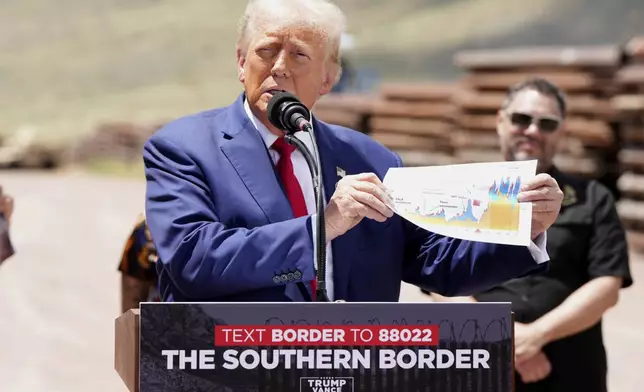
xmin=284 ymin=126 xmax=330 ymax=302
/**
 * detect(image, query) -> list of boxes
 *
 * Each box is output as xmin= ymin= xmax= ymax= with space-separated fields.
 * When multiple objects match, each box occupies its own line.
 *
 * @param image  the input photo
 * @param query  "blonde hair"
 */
xmin=237 ymin=0 xmax=346 ymax=84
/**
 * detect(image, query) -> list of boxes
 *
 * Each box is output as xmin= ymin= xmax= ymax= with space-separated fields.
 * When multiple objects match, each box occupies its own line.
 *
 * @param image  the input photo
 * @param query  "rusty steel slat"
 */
xmin=463 ymin=70 xmax=600 ymax=92
xmin=626 ymin=230 xmax=644 ymax=253
xmin=369 ymin=100 xmax=457 ymax=120
xmin=451 ymin=131 xmax=500 ymax=150
xmin=619 ymin=148 xmax=644 ymax=173
xmin=378 ymin=82 xmax=457 ymax=102
xmin=456 ymin=149 xmax=504 ymax=163
xmin=311 ymin=109 xmax=364 ymax=131
xmin=454 ymin=45 xmax=621 ymax=70
xmin=618 ymin=173 xmax=644 ymax=200
xmin=369 ymin=116 xmax=453 ymax=137
xmin=614 ymin=65 xmax=644 ymax=86
xmin=617 ymin=199 xmax=644 ymax=225
xmin=370 ymin=132 xmax=453 ymax=152
xmin=394 ymin=150 xmax=460 ymax=167
xmin=312 ymin=93 xmax=378 ymax=113
xmin=611 ymin=94 xmax=644 ymax=113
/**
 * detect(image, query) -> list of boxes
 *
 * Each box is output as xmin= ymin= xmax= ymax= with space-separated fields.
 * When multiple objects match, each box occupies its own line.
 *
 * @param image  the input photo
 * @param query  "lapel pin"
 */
xmin=336 ymin=166 xmax=346 ymax=178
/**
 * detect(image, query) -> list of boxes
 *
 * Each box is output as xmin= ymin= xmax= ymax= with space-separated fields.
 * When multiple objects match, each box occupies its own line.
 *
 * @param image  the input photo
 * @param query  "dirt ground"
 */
xmin=0 ymin=170 xmax=641 ymax=392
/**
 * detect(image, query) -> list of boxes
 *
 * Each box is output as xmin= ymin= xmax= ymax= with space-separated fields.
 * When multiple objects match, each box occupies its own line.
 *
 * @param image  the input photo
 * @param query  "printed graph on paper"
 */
xmin=383 ymin=160 xmax=537 ymax=246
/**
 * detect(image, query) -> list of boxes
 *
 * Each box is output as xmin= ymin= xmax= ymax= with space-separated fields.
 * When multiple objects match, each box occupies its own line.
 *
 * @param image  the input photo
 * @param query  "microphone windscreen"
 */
xmin=267 ymin=91 xmax=300 ymax=130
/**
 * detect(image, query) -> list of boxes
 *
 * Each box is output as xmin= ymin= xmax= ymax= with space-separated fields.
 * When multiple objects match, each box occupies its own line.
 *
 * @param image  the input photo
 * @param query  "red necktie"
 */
xmin=272 ymin=137 xmax=317 ymax=300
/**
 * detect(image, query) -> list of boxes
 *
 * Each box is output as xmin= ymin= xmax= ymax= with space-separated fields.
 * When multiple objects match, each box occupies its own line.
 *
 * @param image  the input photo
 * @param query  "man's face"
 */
xmin=496 ymin=89 xmax=564 ymax=172
xmin=237 ymin=20 xmax=333 ymax=132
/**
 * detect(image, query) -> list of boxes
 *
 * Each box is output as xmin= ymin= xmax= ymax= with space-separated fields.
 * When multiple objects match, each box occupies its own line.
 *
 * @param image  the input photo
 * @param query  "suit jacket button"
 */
xmin=280 ymin=274 xmax=288 ymax=282
xmin=272 ymin=276 xmax=281 ymax=284
xmin=294 ymin=271 xmax=302 ymax=280
xmin=287 ymin=272 xmax=295 ymax=281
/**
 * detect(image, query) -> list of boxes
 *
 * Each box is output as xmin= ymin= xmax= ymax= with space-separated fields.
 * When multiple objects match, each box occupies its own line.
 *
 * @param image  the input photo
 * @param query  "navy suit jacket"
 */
xmin=143 ymin=93 xmax=547 ymax=302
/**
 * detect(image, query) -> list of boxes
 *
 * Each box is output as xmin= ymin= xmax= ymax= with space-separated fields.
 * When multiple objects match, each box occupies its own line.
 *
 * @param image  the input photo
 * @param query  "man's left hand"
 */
xmin=514 ymin=322 xmax=547 ymax=365
xmin=517 ymin=173 xmax=564 ymax=239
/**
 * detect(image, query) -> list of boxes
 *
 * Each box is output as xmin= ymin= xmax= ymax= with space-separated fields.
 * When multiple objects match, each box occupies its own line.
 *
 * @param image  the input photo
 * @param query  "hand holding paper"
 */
xmin=383 ymin=160 xmax=563 ymax=246
xmin=516 ymin=172 xmax=564 ymax=240
xmin=325 ymin=172 xmax=395 ymax=242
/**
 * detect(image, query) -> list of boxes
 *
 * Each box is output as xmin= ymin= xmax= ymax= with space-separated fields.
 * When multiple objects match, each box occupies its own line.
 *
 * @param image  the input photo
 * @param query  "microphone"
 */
xmin=267 ymin=91 xmax=313 ymax=134
xmin=267 ymin=91 xmax=330 ymax=302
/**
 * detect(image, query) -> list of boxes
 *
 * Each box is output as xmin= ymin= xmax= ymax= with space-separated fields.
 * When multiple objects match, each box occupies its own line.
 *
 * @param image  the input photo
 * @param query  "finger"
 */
xmin=539 ymin=354 xmax=552 ymax=375
xmin=515 ymin=362 xmax=529 ymax=374
xmin=521 ymin=370 xmax=538 ymax=383
xmin=515 ymin=351 xmax=534 ymax=366
xmin=517 ymin=187 xmax=552 ymax=202
xmin=350 ymin=190 xmax=392 ymax=220
xmin=354 ymin=173 xmax=389 ymax=193
xmin=520 ymin=173 xmax=557 ymax=191
xmin=352 ymin=200 xmax=388 ymax=223
xmin=353 ymin=181 xmax=395 ymax=210
xmin=533 ymin=363 xmax=550 ymax=381
xmin=516 ymin=367 xmax=529 ymax=382
xmin=531 ymin=201 xmax=556 ymax=213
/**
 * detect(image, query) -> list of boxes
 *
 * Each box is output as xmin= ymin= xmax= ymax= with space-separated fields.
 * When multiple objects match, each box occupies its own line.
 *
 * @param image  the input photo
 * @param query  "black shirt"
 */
xmin=473 ymin=166 xmax=633 ymax=392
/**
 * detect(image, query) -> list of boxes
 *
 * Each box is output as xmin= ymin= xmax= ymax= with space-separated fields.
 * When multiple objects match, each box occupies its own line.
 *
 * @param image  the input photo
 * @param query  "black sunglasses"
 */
xmin=508 ymin=112 xmax=561 ymax=133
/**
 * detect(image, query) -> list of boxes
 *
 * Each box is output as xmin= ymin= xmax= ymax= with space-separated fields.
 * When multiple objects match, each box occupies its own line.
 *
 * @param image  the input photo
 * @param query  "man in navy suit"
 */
xmin=143 ymin=0 xmax=564 ymax=303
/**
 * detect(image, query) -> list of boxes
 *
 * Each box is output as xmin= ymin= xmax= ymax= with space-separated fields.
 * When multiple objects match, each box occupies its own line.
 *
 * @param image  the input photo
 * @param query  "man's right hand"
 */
xmin=324 ymin=173 xmax=394 ymax=242
xmin=516 ymin=350 xmax=552 ymax=383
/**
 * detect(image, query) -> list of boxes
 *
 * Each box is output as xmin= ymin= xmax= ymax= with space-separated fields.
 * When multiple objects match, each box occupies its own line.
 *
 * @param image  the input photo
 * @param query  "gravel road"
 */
xmin=0 ymin=170 xmax=641 ymax=391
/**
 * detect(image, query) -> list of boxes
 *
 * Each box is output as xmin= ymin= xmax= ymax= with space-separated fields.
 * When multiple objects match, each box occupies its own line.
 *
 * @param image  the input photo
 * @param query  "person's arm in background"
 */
xmin=118 ymin=217 xmax=158 ymax=313
xmin=432 ymin=183 xmax=633 ymax=383
xmin=0 ymin=185 xmax=15 ymax=263
xmin=0 ymin=185 xmax=14 ymax=228
xmin=512 ymin=183 xmax=633 ymax=365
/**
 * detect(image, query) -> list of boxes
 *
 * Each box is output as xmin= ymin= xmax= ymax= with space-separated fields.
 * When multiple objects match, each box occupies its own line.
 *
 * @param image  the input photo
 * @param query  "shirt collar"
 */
xmin=243 ymin=97 xmax=315 ymax=152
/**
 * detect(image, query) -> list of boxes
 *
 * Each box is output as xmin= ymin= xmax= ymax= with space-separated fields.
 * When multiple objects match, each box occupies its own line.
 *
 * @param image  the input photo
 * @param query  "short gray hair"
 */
xmin=237 ymin=0 xmax=347 ymax=83
xmin=502 ymin=77 xmax=568 ymax=118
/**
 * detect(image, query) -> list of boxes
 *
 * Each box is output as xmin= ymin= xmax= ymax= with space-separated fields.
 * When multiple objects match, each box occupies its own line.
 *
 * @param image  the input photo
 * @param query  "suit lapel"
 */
xmin=220 ymin=95 xmax=293 ymax=224
xmin=217 ymin=102 xmax=358 ymax=301
xmin=313 ymin=118 xmax=356 ymax=301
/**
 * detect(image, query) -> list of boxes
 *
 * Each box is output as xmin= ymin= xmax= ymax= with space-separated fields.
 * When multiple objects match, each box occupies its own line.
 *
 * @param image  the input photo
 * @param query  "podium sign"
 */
xmin=139 ymin=302 xmax=513 ymax=392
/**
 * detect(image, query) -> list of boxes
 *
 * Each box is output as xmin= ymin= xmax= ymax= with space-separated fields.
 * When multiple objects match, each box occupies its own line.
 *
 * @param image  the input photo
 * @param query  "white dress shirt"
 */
xmin=244 ymin=99 xmax=336 ymax=300
xmin=243 ymin=99 xmax=549 ymax=301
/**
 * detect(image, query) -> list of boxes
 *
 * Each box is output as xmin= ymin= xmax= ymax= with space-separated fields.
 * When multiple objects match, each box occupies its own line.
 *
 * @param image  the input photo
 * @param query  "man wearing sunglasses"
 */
xmin=429 ymin=77 xmax=633 ymax=392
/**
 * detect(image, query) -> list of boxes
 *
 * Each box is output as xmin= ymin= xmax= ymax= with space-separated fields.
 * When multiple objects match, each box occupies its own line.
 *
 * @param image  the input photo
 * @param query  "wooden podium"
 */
xmin=115 ymin=302 xmax=515 ymax=392
xmin=114 ymin=309 xmax=140 ymax=392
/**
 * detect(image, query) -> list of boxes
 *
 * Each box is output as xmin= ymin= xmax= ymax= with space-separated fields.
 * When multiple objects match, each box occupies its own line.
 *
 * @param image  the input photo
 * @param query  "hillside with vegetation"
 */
xmin=0 ymin=0 xmax=642 ymax=146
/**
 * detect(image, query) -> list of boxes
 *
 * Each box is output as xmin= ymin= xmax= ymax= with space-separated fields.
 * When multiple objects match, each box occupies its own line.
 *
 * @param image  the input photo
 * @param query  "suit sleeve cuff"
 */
xmin=528 ymin=231 xmax=549 ymax=264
